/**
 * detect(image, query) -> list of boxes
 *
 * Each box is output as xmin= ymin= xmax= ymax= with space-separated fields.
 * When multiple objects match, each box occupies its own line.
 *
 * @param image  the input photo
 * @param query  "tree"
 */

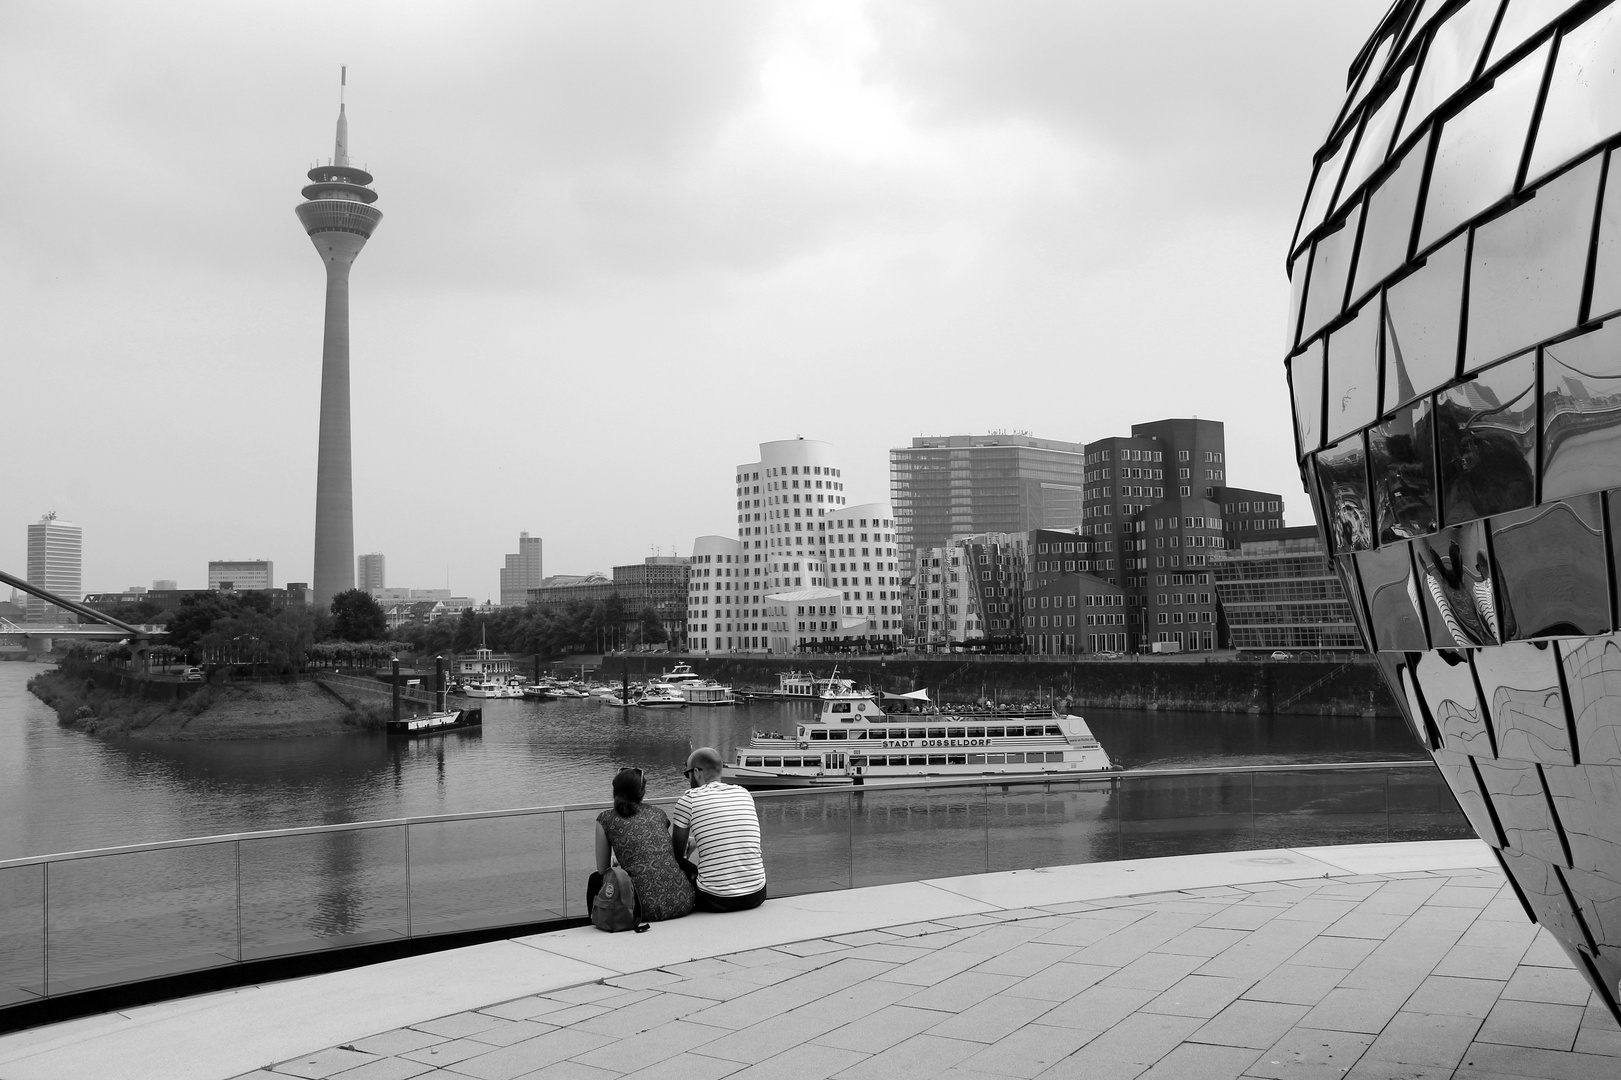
xmin=636 ymin=606 xmax=668 ymax=646
xmin=329 ymin=589 xmax=387 ymax=642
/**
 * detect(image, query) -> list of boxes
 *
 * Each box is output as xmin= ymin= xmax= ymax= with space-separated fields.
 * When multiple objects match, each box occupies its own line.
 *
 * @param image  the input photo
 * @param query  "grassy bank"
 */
xmin=28 ymin=668 xmax=389 ymax=740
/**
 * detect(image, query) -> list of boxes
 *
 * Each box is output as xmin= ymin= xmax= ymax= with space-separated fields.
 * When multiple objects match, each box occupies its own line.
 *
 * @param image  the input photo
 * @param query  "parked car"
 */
xmin=183 ymin=667 xmax=204 ymax=682
xmin=1269 ymin=651 xmax=1292 ymax=660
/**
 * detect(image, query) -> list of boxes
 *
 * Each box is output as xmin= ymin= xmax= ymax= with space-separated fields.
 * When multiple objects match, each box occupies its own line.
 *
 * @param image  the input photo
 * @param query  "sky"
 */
xmin=1 ymin=0 xmax=1389 ymax=603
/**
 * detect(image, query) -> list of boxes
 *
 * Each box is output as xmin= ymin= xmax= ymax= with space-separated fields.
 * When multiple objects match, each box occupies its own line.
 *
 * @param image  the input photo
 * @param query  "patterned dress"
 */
xmin=597 ymin=804 xmax=695 ymax=921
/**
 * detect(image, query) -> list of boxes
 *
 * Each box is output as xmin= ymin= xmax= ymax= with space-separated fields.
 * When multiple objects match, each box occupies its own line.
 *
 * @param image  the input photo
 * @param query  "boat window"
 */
xmin=987 ymin=754 xmax=1005 ymax=764
xmin=927 ymin=755 xmax=947 ymax=765
xmin=947 ymin=727 xmax=966 ymax=739
xmin=828 ymin=730 xmax=847 ymax=740
xmin=967 ymin=727 xmax=986 ymax=738
xmin=765 ymin=757 xmax=781 ymax=767
xmin=810 ymin=730 xmax=828 ymax=740
xmin=967 ymin=754 xmax=986 ymax=765
xmin=927 ymin=727 xmax=947 ymax=739
xmin=1005 ymin=753 xmax=1025 ymax=764
xmin=851 ymin=757 xmax=867 ymax=767
xmin=947 ymin=754 xmax=967 ymax=765
xmin=1005 ymin=725 xmax=1025 ymax=737
xmin=907 ymin=755 xmax=928 ymax=766
xmin=831 ymin=702 xmax=852 ymax=713
xmin=1045 ymin=725 xmax=1063 ymax=736
xmin=1045 ymin=752 xmax=1065 ymax=762
xmin=986 ymin=727 xmax=1005 ymax=738
xmin=841 ymin=716 xmax=858 ymax=723
xmin=908 ymin=728 xmax=927 ymax=739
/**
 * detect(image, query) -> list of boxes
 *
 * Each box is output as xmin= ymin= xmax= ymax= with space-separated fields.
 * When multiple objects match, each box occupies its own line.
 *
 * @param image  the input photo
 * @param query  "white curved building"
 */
xmin=691 ymin=440 xmax=904 ymax=654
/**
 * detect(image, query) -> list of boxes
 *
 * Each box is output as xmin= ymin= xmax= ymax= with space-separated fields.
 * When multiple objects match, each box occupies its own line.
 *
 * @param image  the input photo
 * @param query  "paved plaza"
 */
xmin=2 ymin=842 xmax=1617 ymax=1080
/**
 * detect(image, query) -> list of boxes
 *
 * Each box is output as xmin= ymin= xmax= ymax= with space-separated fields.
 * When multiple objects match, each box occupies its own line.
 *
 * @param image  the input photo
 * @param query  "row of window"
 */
xmin=743 ymin=752 xmax=1066 ymax=769
xmin=809 ymin=723 xmax=1064 ymax=739
xmin=1088 ymin=449 xmax=1165 ymax=464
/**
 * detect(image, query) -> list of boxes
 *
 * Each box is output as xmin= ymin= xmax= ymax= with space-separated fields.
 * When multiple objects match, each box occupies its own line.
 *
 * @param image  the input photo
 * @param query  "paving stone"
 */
xmin=605 ymin=968 xmax=688 ymax=990
xmin=1476 ymin=998 xmax=1586 ymax=1051
xmin=402 ymin=1038 xmax=501 ymax=1067
xmin=831 ymin=930 xmax=900 ymax=947
xmin=813 ymin=1004 xmax=943 ymax=1054
xmin=546 ymin=983 xmax=650 ymax=1006
xmin=1500 ymin=963 xmax=1595 ymax=1006
xmin=328 ymin=1058 xmax=433 ymax=1080
xmin=1033 ymin=1011 xmax=1202 ymax=1069
xmin=840 ymin=942 xmax=933 ymax=965
xmin=1245 ymin=1026 xmax=1375 ymax=1080
xmin=441 ymin=1028 xmax=614 ymax=1080
xmin=519 ymin=1004 xmax=610 ymax=1028
xmin=608 ymin=1053 xmax=739 ymax=1080
xmin=1137 ymin=1041 xmax=1260 ymax=1080
xmin=1142 ymin=974 xmax=1253 ymax=1019
xmin=1573 ymin=1004 xmax=1621 ymax=1057
xmin=666 ymin=958 xmax=741 ymax=978
xmin=899 ymin=971 xmax=1022 ymax=1014
xmin=1035 ymin=983 xmax=1159 ymax=1032
xmin=1322 ymin=910 xmax=1409 ymax=941
xmin=412 ymin=1012 xmax=512 ymax=1039
xmin=1454 ymin=1041 xmax=1621 ymax=1078
xmin=1156 ymin=926 xmax=1250 ymax=958
xmin=1002 ymin=961 xmax=1114 ymax=1002
xmin=479 ymin=997 xmax=580 ymax=1022
xmin=1189 ymin=1000 xmax=1311 ymax=1050
xmin=831 ymin=1032 xmax=981 ymax=1080
xmin=1200 ymin=905 xmax=1283 ymax=932
xmin=1402 ymin=975 xmax=1506 ymax=1019
xmin=1518 ymin=927 xmax=1573 ymax=967
xmin=971 ymin=942 xmax=1077 ymax=977
xmin=880 ymin=921 xmax=960 ymax=938
xmin=724 ymin=948 xmax=802 ymax=968
xmin=572 ymin=991 xmax=718 ymax=1037
xmin=876 ymin=947 xmax=990 ymax=987
xmin=688 ymin=958 xmax=892 ymax=1030
xmin=1195 ymin=920 xmax=1327 ymax=981
xmin=1271 ymin=898 xmax=1362 ymax=924
xmin=1242 ymin=964 xmax=1346 ymax=1007
xmin=1434 ymin=945 xmax=1529 ymax=982
xmin=1102 ymin=951 xmax=1205 ymax=992
xmin=777 ymin=938 xmax=850 ymax=957
xmin=1069 ymin=912 xmax=1208 ymax=967
xmin=1297 ymin=986 xmax=1410 ymax=1034
xmin=923 ymin=994 xmax=1056 ymax=1043
xmin=468 ymin=1021 xmax=560 ymax=1048
xmin=1362 ymin=1010 xmax=1482 ymax=1068
xmin=939 ymin=912 xmax=1009 ymax=928
xmin=568 ymin=1019 xmax=729 ymax=1074
xmin=1341 ymin=1056 xmax=1454 ymax=1078
xmin=957 ymin=1022 xmax=1095 ymax=1078
xmin=695 ymin=978 xmax=913 ymax=1063
xmin=711 ymin=1041 xmax=866 ymax=1080
xmin=1285 ymin=934 xmax=1380 ymax=970
xmin=347 ymin=1029 xmax=446 ymax=1057
xmin=1035 ymin=900 xmax=1106 ymax=915
xmin=274 ymin=1047 xmax=375 ymax=1079
xmin=951 ymin=925 xmax=1053 ymax=957
xmin=1030 ymin=914 xmax=1148 ymax=950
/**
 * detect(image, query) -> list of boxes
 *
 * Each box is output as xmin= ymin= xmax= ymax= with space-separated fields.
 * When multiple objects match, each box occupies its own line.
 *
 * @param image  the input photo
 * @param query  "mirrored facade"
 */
xmin=1289 ymin=0 xmax=1621 ymax=1019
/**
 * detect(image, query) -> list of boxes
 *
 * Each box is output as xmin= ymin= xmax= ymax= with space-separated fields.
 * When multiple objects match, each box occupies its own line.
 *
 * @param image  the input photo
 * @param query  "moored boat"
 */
xmin=682 ymin=681 xmax=737 ymax=706
xmin=385 ymin=707 xmax=483 ymax=738
xmin=634 ymin=685 xmax=688 ymax=710
xmin=723 ymin=675 xmax=1113 ymax=789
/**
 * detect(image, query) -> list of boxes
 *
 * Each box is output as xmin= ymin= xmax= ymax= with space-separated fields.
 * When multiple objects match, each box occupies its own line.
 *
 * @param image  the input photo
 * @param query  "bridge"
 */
xmin=0 ymin=569 xmax=164 ymax=668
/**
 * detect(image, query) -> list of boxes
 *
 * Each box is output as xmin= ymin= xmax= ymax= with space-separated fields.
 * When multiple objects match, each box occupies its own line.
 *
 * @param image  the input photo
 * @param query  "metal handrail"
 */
xmin=0 ymin=760 xmax=1436 ymax=870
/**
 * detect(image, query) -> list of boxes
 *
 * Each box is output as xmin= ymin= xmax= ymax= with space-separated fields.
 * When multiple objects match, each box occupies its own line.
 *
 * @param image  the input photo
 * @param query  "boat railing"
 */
xmin=0 ymin=760 xmax=1468 ymax=1024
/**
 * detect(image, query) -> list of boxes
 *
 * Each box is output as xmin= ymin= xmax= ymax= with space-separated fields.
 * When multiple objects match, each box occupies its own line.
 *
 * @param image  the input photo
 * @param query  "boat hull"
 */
xmin=386 ymin=708 xmax=483 ymax=738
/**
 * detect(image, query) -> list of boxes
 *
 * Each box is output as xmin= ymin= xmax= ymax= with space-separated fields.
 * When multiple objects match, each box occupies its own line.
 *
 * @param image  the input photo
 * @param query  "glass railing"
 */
xmin=0 ymin=762 xmax=1468 ymax=1008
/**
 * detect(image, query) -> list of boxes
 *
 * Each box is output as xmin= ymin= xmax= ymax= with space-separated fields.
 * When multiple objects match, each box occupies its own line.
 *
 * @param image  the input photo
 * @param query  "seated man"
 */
xmin=671 ymin=747 xmax=767 ymax=912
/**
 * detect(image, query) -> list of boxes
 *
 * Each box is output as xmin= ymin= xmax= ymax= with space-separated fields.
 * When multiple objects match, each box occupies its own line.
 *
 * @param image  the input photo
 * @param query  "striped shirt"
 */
xmin=673 ymin=781 xmax=765 ymax=897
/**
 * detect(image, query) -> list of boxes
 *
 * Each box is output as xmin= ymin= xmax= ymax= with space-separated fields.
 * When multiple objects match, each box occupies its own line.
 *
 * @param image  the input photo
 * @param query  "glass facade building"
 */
xmin=1289 ymin=0 xmax=1621 ymax=1017
xmin=1212 ymin=528 xmax=1362 ymax=653
xmin=23 ymin=513 xmax=81 ymax=623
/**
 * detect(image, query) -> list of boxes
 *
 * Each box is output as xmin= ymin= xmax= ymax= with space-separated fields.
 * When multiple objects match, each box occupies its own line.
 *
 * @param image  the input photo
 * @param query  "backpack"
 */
xmin=591 ymin=866 xmax=648 ymax=933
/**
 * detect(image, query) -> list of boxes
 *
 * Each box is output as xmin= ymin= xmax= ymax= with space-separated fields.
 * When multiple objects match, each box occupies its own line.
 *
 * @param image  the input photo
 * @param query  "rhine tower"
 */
xmin=296 ymin=69 xmax=382 ymax=608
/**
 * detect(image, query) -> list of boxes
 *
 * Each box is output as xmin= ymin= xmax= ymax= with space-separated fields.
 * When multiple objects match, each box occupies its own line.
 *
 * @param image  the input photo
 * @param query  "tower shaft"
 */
xmin=312 ymin=251 xmax=357 ymax=607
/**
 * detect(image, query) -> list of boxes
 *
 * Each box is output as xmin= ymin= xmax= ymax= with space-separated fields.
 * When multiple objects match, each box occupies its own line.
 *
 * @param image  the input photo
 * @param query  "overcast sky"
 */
xmin=1 ymin=0 xmax=1387 ymax=602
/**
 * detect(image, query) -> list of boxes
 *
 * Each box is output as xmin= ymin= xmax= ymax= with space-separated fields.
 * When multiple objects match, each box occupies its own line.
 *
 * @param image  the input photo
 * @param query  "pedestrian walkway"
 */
xmin=1 ymin=841 xmax=1616 ymax=1080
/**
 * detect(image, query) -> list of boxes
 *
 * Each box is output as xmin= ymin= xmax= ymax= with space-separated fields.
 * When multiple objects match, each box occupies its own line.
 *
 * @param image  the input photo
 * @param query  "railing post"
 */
xmin=405 ymin=822 xmax=413 ymax=938
xmin=235 ymin=839 xmax=243 ymax=963
xmin=1385 ymin=769 xmax=1391 ymax=842
xmin=40 ymin=861 xmax=48 ymax=999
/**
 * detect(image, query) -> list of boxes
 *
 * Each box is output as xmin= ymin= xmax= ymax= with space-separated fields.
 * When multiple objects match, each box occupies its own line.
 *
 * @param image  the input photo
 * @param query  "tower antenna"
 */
xmin=341 ymin=65 xmax=347 ymax=106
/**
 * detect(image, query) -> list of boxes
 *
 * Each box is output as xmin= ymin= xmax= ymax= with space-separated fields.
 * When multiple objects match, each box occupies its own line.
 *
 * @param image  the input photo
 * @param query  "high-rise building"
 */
xmin=910 ymin=533 xmax=1027 ymax=649
xmin=208 ymin=561 xmax=274 ymax=591
xmin=498 ymin=533 xmax=543 ymax=607
xmin=152 ymin=579 xmax=177 ymax=592
xmin=889 ymin=434 xmax=1085 ymax=572
xmin=357 ymin=552 xmax=386 ymax=592
xmin=1211 ymin=528 xmax=1360 ymax=653
xmin=297 ymin=71 xmax=383 ymax=609
xmin=25 ymin=513 xmax=81 ymax=623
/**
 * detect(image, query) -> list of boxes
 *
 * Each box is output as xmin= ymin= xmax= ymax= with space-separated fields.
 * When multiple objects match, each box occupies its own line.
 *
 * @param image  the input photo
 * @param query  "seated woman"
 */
xmin=593 ymin=767 xmax=695 ymax=921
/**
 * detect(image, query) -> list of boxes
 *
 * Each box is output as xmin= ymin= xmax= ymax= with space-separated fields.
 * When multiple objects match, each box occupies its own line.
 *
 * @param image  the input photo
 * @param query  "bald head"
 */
xmin=685 ymin=746 xmax=723 ymax=786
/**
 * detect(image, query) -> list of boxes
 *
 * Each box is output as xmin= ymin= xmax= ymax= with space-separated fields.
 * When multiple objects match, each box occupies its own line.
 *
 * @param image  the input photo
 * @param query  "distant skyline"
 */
xmin=0 ymin=1 xmax=1386 ymax=602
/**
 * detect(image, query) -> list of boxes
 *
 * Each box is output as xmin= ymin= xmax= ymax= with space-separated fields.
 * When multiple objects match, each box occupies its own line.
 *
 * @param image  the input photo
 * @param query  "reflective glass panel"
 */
xmin=1289 ymin=341 xmax=1326 ymax=458
xmin=1370 ymin=398 xmax=1438 ymax=542
xmin=986 ymin=781 xmax=1118 ymax=871
xmin=1432 ymin=747 xmax=1505 ymax=845
xmin=1357 ymin=542 xmax=1429 ymax=650
xmin=1342 ymin=64 xmax=1415 ymax=209
xmin=1437 ymin=352 xmax=1537 ymax=524
xmin=1474 ymin=640 xmax=1574 ymax=764
xmin=851 ymin=786 xmax=987 ymax=887
xmin=1252 ymin=771 xmax=1386 ymax=848
xmin=1336 ymin=551 xmax=1375 ymax=649
xmin=1400 ymin=0 xmax=1505 ymax=145
xmin=1543 ymin=759 xmax=1621 ymax=879
xmin=0 ymin=864 xmax=44 ymax=1006
xmin=1387 ymin=767 xmax=1477 ymax=841
xmin=1499 ymin=846 xmax=1585 ymax=936
xmin=45 ymin=843 xmax=238 ymax=994
xmin=1419 ymin=39 xmax=1551 ymax=250
xmin=407 ymin=813 xmax=565 ymax=936
xmin=239 ymin=826 xmax=408 ymax=961
xmin=1116 ymin=774 xmax=1251 ymax=860
xmin=1412 ymin=520 xmax=1498 ymax=647
xmin=1543 ymin=320 xmax=1621 ymax=499
xmin=1315 ymin=436 xmax=1374 ymax=552
xmin=756 ymin=789 xmax=852 ymax=896
xmin=1353 ymin=140 xmax=1428 ymax=301
xmin=1326 ymin=300 xmax=1381 ymax=442
xmin=1476 ymin=759 xmax=1568 ymax=866
xmin=1343 ymin=35 xmax=1398 ymax=128
xmin=1486 ymin=0 xmax=1571 ymax=68
xmin=1491 ymin=494 xmax=1611 ymax=638
xmin=1297 ymin=138 xmax=1355 ymax=251
xmin=1414 ymin=649 xmax=1493 ymax=757
xmin=1588 ymin=150 xmax=1621 ymax=319
xmin=1465 ymin=153 xmax=1601 ymax=371
xmin=561 ymin=807 xmax=599 ymax=919
xmin=1286 ymin=256 xmax=1308 ymax=351
xmin=1383 ymin=234 xmax=1466 ymax=410
xmin=1302 ymin=203 xmax=1364 ymax=340
xmin=1558 ymin=632 xmax=1621 ymax=765
xmin=1527 ymin=4 xmax=1621 ymax=181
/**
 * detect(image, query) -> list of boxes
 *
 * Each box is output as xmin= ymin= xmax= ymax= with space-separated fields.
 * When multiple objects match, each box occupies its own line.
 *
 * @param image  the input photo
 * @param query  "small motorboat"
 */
xmin=634 ymin=686 xmax=688 ymax=710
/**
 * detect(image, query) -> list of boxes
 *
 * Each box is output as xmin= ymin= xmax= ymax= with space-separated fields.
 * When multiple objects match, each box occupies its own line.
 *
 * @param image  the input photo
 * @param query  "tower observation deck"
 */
xmin=296 ymin=79 xmax=382 ymax=609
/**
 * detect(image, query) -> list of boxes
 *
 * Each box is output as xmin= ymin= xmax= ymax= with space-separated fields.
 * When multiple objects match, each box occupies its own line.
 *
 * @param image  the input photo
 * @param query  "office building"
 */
xmin=153 ymin=579 xmax=177 ymax=592
xmin=1211 ymin=528 xmax=1360 ymax=653
xmin=890 ymin=434 xmax=1085 ymax=571
xmin=529 ymin=557 xmax=690 ymax=644
xmin=357 ymin=553 xmax=386 ymax=592
xmin=297 ymin=73 xmax=383 ymax=608
xmin=24 ymin=513 xmax=82 ymax=623
xmin=207 ymin=561 xmax=274 ymax=591
xmin=499 ymin=532 xmax=543 ymax=607
xmin=1285 ymin=1 xmax=1621 ymax=1012
xmin=699 ymin=438 xmax=901 ymax=655
xmin=911 ymin=533 xmax=1026 ymax=649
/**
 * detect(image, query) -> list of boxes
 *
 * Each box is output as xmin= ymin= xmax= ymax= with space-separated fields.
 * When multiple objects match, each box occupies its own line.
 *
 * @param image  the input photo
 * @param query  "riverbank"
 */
xmin=586 ymin=654 xmax=1399 ymax=716
xmin=27 ymin=666 xmax=387 ymax=740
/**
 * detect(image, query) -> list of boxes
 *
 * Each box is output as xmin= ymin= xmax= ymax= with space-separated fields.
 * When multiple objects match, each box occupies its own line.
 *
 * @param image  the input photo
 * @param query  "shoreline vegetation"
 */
xmin=27 ymin=668 xmax=389 ymax=741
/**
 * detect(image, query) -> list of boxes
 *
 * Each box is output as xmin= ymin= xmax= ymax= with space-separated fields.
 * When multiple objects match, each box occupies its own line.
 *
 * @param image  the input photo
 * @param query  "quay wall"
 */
xmin=581 ymin=655 xmax=1400 ymax=717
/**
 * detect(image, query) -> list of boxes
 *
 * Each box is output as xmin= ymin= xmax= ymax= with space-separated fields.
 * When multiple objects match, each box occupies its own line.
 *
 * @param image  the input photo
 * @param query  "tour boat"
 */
xmin=635 ymin=685 xmax=688 ymax=710
xmin=723 ymin=675 xmax=1113 ymax=789
xmin=385 ymin=707 xmax=483 ymax=738
xmin=774 ymin=671 xmax=840 ymax=698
